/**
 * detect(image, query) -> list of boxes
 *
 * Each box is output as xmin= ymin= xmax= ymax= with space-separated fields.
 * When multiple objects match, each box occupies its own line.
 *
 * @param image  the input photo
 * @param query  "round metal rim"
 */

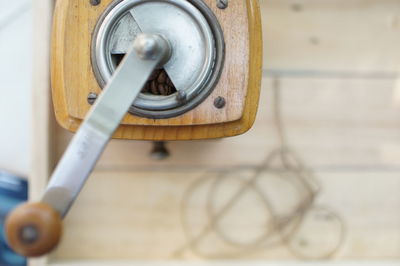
xmin=91 ymin=0 xmax=225 ymax=119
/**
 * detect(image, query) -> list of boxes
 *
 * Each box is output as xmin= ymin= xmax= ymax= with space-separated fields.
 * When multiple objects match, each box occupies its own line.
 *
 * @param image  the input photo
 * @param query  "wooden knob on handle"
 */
xmin=5 ymin=202 xmax=63 ymax=257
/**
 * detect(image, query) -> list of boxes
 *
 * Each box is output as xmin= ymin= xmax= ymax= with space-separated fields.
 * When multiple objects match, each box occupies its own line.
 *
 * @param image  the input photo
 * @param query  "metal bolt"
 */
xmin=217 ymin=0 xmax=228 ymax=9
xmin=214 ymin=96 xmax=226 ymax=109
xmin=176 ymin=91 xmax=187 ymax=103
xmin=134 ymin=34 xmax=160 ymax=60
xmin=150 ymin=142 xmax=170 ymax=160
xmin=19 ymin=225 xmax=40 ymax=245
xmin=87 ymin=92 xmax=98 ymax=105
xmin=133 ymin=34 xmax=172 ymax=66
xmin=90 ymin=0 xmax=101 ymax=6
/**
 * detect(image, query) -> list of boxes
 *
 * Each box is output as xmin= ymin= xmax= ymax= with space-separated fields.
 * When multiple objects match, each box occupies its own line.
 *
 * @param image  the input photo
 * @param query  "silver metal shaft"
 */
xmin=42 ymin=34 xmax=171 ymax=218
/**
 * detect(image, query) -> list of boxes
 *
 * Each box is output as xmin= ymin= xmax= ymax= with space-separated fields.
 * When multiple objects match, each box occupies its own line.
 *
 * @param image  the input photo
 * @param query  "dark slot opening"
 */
xmin=111 ymin=53 xmax=177 ymax=96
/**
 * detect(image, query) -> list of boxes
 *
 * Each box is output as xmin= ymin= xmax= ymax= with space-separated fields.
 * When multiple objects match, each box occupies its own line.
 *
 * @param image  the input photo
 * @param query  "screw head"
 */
xmin=176 ymin=91 xmax=187 ymax=103
xmin=90 ymin=0 xmax=101 ymax=6
xmin=19 ymin=225 xmax=40 ymax=245
xmin=134 ymin=34 xmax=159 ymax=60
xmin=87 ymin=92 xmax=98 ymax=105
xmin=217 ymin=0 xmax=228 ymax=9
xmin=214 ymin=96 xmax=226 ymax=109
xmin=150 ymin=142 xmax=170 ymax=160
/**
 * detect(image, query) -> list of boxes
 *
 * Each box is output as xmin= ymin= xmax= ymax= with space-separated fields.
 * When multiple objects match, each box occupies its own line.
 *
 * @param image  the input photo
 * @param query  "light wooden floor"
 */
xmin=28 ymin=0 xmax=400 ymax=264
xmin=50 ymin=261 xmax=400 ymax=266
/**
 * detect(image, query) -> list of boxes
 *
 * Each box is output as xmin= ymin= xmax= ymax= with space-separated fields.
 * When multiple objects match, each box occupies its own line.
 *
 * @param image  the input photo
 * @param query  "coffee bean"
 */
xmin=158 ymin=84 xmax=167 ymax=95
xmin=142 ymin=83 xmax=150 ymax=93
xmin=141 ymin=69 xmax=177 ymax=95
xmin=149 ymin=69 xmax=161 ymax=81
xmin=150 ymin=80 xmax=159 ymax=95
xmin=167 ymin=85 xmax=172 ymax=95
xmin=157 ymin=71 xmax=167 ymax=84
xmin=166 ymin=78 xmax=173 ymax=87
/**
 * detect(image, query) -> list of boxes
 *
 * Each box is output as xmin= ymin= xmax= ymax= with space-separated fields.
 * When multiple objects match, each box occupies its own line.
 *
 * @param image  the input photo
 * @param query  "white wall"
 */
xmin=0 ymin=0 xmax=32 ymax=177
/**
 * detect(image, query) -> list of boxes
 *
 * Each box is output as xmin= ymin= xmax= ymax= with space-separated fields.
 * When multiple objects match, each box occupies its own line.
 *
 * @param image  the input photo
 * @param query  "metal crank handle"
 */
xmin=4 ymin=33 xmax=172 ymax=257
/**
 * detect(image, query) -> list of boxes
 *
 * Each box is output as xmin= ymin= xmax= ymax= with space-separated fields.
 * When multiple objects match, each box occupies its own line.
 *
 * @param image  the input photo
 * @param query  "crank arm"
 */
xmin=5 ymin=33 xmax=171 ymax=257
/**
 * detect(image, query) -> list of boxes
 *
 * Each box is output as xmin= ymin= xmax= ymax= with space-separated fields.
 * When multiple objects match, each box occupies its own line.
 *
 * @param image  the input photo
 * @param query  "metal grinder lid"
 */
xmin=92 ymin=0 xmax=225 ymax=119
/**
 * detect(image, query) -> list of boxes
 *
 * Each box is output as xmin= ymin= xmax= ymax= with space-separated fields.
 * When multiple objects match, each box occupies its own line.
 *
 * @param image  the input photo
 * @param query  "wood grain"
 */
xmin=54 ymin=77 xmax=400 ymax=170
xmin=262 ymin=0 xmax=400 ymax=73
xmin=49 ymin=170 xmax=400 ymax=261
xmin=48 ymin=263 xmax=400 ymax=266
xmin=35 ymin=0 xmax=400 ymax=264
xmin=49 ymin=75 xmax=400 ymax=261
xmin=51 ymin=0 xmax=262 ymax=140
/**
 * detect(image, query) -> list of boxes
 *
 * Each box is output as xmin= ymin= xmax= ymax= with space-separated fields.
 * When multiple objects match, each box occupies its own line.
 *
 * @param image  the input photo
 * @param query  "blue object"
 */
xmin=0 ymin=171 xmax=28 ymax=266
